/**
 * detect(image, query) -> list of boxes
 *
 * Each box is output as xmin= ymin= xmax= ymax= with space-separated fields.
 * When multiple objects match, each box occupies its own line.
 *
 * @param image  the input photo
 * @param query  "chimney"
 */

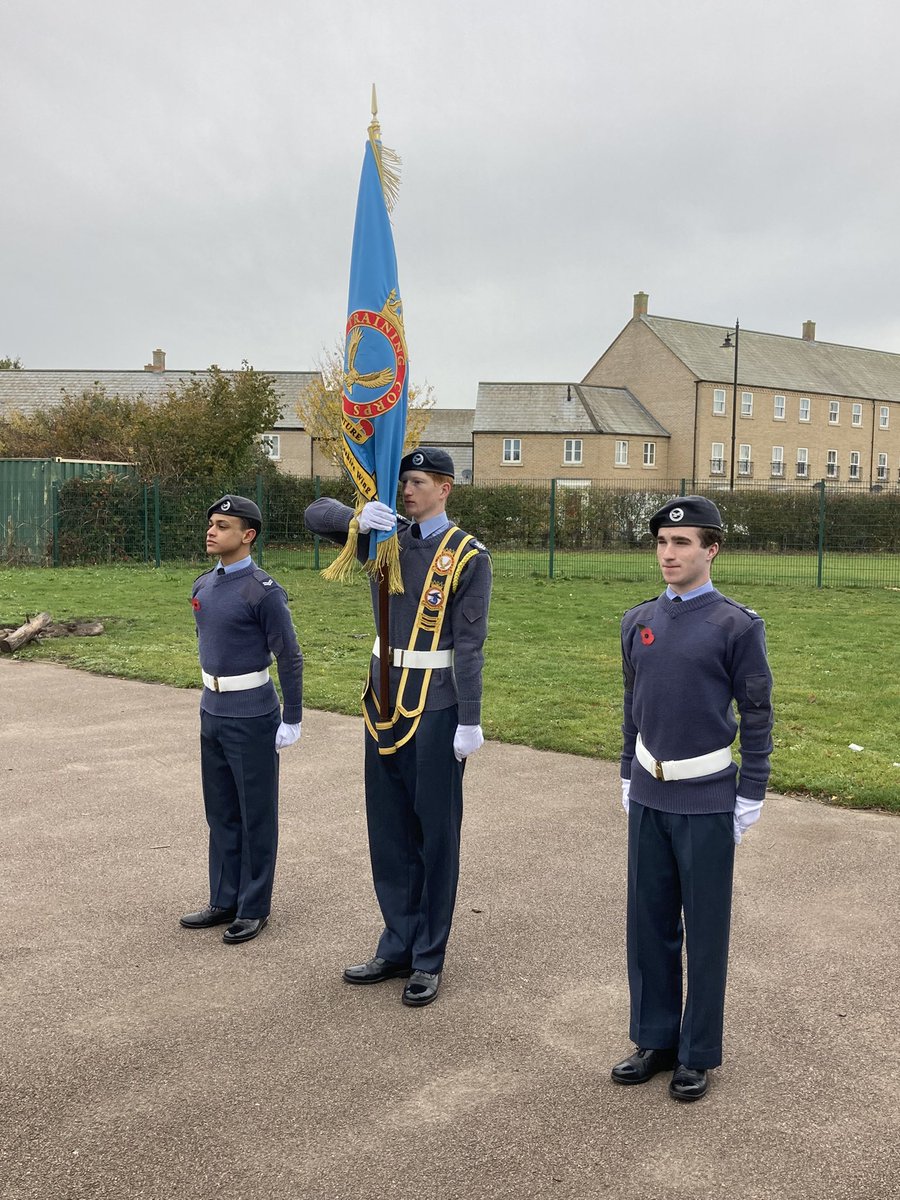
xmin=144 ymin=348 xmax=166 ymax=372
xmin=633 ymin=291 xmax=649 ymax=318
xmin=802 ymin=320 xmax=816 ymax=342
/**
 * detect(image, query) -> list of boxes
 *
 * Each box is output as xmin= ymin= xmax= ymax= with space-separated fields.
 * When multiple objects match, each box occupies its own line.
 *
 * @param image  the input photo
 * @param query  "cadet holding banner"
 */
xmin=305 ymin=447 xmax=491 ymax=1007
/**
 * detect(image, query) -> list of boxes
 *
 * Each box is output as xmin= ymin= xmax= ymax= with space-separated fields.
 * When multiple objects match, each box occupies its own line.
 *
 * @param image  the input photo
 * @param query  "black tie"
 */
xmin=410 ymin=524 xmax=422 ymax=539
xmin=216 ymin=566 xmax=225 ymax=575
xmin=672 ymin=595 xmax=682 ymax=602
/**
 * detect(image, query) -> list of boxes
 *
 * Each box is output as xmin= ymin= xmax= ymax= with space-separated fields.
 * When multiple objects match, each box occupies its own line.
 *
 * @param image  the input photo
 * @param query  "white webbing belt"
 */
xmin=635 ymin=734 xmax=733 ymax=782
xmin=372 ymin=637 xmax=453 ymax=670
xmin=201 ymin=668 xmax=270 ymax=693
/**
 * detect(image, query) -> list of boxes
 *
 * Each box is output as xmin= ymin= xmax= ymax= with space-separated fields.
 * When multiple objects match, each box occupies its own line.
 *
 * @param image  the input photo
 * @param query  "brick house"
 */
xmin=473 ymin=382 xmax=670 ymax=482
xmin=0 ymin=352 xmax=475 ymax=480
xmin=582 ymin=293 xmax=900 ymax=487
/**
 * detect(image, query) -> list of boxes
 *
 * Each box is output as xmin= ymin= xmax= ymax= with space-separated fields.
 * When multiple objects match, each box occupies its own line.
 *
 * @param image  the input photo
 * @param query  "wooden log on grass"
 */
xmin=0 ymin=612 xmax=52 ymax=653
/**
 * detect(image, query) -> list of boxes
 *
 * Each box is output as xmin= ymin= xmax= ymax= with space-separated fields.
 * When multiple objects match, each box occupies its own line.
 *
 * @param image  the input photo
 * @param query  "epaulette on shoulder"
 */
xmin=624 ymin=596 xmax=658 ymax=618
xmin=719 ymin=594 xmax=762 ymax=620
xmin=249 ymin=566 xmax=280 ymax=592
xmin=193 ymin=567 xmax=215 ymax=585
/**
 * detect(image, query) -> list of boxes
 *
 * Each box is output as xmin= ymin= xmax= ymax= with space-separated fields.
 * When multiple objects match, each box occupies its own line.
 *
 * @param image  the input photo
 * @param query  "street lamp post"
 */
xmin=722 ymin=320 xmax=740 ymax=490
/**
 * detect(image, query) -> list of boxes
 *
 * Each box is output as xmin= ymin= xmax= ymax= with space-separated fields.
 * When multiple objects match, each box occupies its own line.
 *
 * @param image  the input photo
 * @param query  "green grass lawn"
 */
xmin=2 ymin=562 xmax=898 ymax=810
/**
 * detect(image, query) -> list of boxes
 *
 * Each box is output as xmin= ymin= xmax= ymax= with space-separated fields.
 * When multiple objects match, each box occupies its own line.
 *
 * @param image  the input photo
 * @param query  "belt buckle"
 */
xmin=213 ymin=676 xmax=221 ymax=693
xmin=654 ymin=759 xmax=666 ymax=782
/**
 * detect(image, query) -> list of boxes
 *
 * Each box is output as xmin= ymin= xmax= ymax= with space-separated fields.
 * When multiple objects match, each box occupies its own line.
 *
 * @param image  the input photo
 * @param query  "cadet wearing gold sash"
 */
xmin=304 ymin=448 xmax=492 ymax=1007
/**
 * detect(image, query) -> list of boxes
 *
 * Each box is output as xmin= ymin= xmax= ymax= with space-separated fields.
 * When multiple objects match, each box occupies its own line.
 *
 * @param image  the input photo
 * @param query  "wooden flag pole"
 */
xmin=378 ymin=569 xmax=391 ymax=721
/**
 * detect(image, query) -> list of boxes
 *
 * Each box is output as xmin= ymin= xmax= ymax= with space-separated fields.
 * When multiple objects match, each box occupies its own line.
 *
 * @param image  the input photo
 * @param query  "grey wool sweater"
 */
xmin=621 ymin=589 xmax=773 ymax=813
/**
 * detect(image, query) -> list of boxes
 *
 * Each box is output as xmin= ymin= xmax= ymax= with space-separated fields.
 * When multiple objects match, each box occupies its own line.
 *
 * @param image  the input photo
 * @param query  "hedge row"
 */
xmin=55 ymin=475 xmax=900 ymax=565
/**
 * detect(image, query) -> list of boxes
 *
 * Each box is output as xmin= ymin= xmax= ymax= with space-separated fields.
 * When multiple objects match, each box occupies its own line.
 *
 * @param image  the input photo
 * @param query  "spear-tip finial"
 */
xmin=371 ymin=83 xmax=378 ymax=120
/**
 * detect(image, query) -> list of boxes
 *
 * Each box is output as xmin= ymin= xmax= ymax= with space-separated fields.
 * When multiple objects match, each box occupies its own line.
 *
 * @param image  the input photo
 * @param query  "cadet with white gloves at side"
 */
xmin=612 ymin=495 xmax=773 ymax=1101
xmin=180 ymin=495 xmax=303 ymax=945
xmin=304 ymin=448 xmax=491 ymax=1008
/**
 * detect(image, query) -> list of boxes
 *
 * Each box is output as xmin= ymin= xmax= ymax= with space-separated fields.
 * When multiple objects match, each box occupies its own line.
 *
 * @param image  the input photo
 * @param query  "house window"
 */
xmin=502 ymin=438 xmax=522 ymax=464
xmin=614 ymin=440 xmax=629 ymax=466
xmin=796 ymin=447 xmax=809 ymax=478
xmin=852 ymin=403 xmax=862 ymax=427
xmin=563 ymin=438 xmax=583 ymax=465
xmin=771 ymin=446 xmax=784 ymax=477
xmin=826 ymin=449 xmax=838 ymax=478
xmin=849 ymin=451 xmax=860 ymax=480
xmin=877 ymin=452 xmax=888 ymax=481
xmin=741 ymin=391 xmax=753 ymax=417
xmin=738 ymin=444 xmax=752 ymax=476
xmin=712 ymin=389 xmax=726 ymax=415
xmin=828 ymin=401 xmax=840 ymax=424
xmin=799 ymin=397 xmax=811 ymax=422
xmin=259 ymin=433 xmax=281 ymax=460
xmin=774 ymin=395 xmax=786 ymax=420
xmin=643 ymin=441 xmax=656 ymax=467
xmin=710 ymin=443 xmax=724 ymax=475
xmin=880 ymin=406 xmax=890 ymax=429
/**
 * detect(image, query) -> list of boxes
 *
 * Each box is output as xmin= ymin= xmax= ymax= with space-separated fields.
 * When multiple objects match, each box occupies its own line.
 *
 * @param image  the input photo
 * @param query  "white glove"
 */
xmin=275 ymin=722 xmax=302 ymax=752
xmin=453 ymin=724 xmax=484 ymax=762
xmin=621 ymin=777 xmax=631 ymax=815
xmin=734 ymin=795 xmax=763 ymax=844
xmin=357 ymin=501 xmax=395 ymax=534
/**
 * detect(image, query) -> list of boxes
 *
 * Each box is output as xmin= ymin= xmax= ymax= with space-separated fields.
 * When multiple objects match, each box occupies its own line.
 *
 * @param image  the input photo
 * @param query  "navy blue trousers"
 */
xmin=627 ymin=801 xmax=735 ymax=1069
xmin=364 ymin=706 xmax=464 ymax=974
xmin=200 ymin=708 xmax=280 ymax=919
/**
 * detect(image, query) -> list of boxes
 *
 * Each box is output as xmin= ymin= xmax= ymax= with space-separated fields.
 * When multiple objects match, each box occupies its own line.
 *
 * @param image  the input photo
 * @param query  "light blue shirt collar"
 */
xmin=666 ymin=580 xmax=715 ymax=602
xmin=416 ymin=513 xmax=451 ymax=540
xmin=218 ymin=556 xmax=255 ymax=575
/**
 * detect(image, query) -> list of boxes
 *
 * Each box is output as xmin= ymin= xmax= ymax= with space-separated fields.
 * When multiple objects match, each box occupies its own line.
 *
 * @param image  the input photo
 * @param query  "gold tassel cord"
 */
xmin=364 ymin=533 xmax=404 ymax=594
xmin=321 ymin=516 xmax=361 ymax=583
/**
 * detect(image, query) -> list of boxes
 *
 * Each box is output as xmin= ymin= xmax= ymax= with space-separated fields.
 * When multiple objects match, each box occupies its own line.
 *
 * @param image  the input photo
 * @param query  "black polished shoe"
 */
xmin=669 ymin=1064 xmax=709 ymax=1101
xmin=222 ymin=917 xmax=268 ymax=944
xmin=179 ymin=905 xmax=237 ymax=929
xmin=401 ymin=970 xmax=441 ymax=1007
xmin=611 ymin=1047 xmax=678 ymax=1085
xmin=343 ymin=956 xmax=412 ymax=984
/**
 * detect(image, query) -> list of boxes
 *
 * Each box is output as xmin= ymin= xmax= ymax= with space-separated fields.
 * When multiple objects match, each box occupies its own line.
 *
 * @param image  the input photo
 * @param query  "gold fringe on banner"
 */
xmin=321 ymin=516 xmax=361 ymax=583
xmin=364 ymin=532 xmax=404 ymax=594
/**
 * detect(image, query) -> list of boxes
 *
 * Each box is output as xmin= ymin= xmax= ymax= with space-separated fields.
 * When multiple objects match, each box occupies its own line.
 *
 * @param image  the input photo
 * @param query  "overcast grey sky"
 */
xmin=3 ymin=0 xmax=900 ymax=407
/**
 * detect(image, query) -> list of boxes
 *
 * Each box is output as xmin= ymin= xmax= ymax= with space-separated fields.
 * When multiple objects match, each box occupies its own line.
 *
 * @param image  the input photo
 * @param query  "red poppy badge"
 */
xmin=638 ymin=624 xmax=654 ymax=645
xmin=191 ymin=598 xmax=201 ymax=611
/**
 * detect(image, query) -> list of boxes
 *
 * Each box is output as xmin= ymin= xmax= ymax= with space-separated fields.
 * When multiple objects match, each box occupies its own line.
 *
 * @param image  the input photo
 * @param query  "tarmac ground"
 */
xmin=1 ymin=658 xmax=898 ymax=1200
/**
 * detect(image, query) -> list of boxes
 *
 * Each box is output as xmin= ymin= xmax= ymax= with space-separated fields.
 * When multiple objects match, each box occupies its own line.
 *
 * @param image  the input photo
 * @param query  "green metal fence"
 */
xmin=3 ymin=471 xmax=899 ymax=588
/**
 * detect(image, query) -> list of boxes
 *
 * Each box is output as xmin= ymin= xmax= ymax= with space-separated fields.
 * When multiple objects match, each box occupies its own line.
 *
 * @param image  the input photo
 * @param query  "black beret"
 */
xmin=649 ymin=495 xmax=724 ymax=536
xmin=206 ymin=494 xmax=262 ymax=531
xmin=399 ymin=447 xmax=455 ymax=479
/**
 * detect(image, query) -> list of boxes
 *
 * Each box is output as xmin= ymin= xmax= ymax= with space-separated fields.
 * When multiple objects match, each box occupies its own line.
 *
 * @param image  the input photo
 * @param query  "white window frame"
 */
xmin=738 ymin=444 xmax=752 ymax=475
xmin=880 ymin=405 xmax=890 ymax=429
xmin=712 ymin=388 xmax=726 ymax=415
xmin=563 ymin=438 xmax=583 ymax=465
xmin=851 ymin=403 xmax=863 ymax=427
xmin=614 ymin=440 xmax=629 ymax=467
xmin=711 ymin=442 xmax=724 ymax=475
xmin=828 ymin=400 xmax=840 ymax=425
xmin=877 ymin=452 xmax=888 ymax=481
xmin=259 ymin=433 xmax=281 ymax=461
xmin=643 ymin=441 xmax=656 ymax=467
xmin=741 ymin=391 xmax=753 ymax=418
xmin=771 ymin=446 xmax=784 ymax=477
xmin=502 ymin=437 xmax=522 ymax=465
xmin=826 ymin=449 xmax=838 ymax=478
xmin=799 ymin=397 xmax=811 ymax=422
xmin=849 ymin=451 xmax=860 ymax=480
xmin=774 ymin=395 xmax=786 ymax=421
xmin=797 ymin=447 xmax=809 ymax=478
